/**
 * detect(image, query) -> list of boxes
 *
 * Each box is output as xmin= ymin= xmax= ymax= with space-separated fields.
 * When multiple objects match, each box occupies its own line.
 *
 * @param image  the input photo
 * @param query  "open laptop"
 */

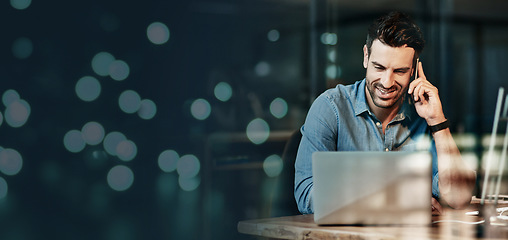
xmin=312 ymin=151 xmax=432 ymax=225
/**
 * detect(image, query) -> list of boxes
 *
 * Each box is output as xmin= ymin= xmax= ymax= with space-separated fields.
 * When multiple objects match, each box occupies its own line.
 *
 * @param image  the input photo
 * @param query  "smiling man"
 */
xmin=294 ymin=11 xmax=476 ymax=215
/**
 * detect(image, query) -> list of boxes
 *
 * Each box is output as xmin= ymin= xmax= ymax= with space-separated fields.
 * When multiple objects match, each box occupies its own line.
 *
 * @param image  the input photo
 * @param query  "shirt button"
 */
xmin=385 ymin=148 xmax=389 ymax=152
xmin=376 ymin=122 xmax=382 ymax=127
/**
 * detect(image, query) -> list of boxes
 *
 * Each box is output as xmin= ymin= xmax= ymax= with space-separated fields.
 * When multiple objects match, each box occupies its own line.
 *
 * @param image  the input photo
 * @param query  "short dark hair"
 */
xmin=366 ymin=11 xmax=425 ymax=60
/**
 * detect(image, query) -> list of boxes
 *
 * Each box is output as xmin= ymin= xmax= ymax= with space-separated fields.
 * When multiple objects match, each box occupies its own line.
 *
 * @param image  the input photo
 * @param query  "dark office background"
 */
xmin=0 ymin=0 xmax=507 ymax=239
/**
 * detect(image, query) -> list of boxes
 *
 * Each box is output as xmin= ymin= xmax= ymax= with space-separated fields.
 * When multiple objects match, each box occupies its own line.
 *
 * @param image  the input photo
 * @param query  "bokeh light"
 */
xmin=116 ymin=140 xmax=137 ymax=161
xmin=5 ymin=99 xmax=30 ymax=128
xmin=103 ymin=132 xmax=126 ymax=156
xmin=2 ymin=89 xmax=20 ymax=107
xmin=246 ymin=118 xmax=270 ymax=145
xmin=269 ymin=98 xmax=288 ymax=119
xmin=328 ymin=49 xmax=336 ymax=63
xmin=137 ymin=99 xmax=157 ymax=120
xmin=0 ymin=148 xmax=23 ymax=176
xmin=176 ymin=154 xmax=200 ymax=179
xmin=214 ymin=82 xmax=232 ymax=102
xmin=12 ymin=37 xmax=33 ymax=59
xmin=75 ymin=76 xmax=101 ymax=102
xmin=81 ymin=121 xmax=105 ymax=145
xmin=10 ymin=0 xmax=31 ymax=10
xmin=147 ymin=22 xmax=170 ymax=45
xmin=263 ymin=154 xmax=283 ymax=177
xmin=321 ymin=32 xmax=338 ymax=45
xmin=179 ymin=175 xmax=200 ymax=191
xmin=64 ymin=130 xmax=86 ymax=153
xmin=0 ymin=177 xmax=7 ymax=199
xmin=326 ymin=65 xmax=341 ymax=79
xmin=107 ymin=165 xmax=134 ymax=191
xmin=267 ymin=29 xmax=280 ymax=42
xmin=119 ymin=90 xmax=141 ymax=114
xmin=109 ymin=60 xmax=130 ymax=81
xmin=254 ymin=61 xmax=271 ymax=77
xmin=190 ymin=98 xmax=211 ymax=120
xmin=92 ymin=52 xmax=115 ymax=77
xmin=158 ymin=150 xmax=179 ymax=172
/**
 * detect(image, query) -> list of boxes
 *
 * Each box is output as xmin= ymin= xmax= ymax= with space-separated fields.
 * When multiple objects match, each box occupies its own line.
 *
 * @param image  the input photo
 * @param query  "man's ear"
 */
xmin=363 ymin=45 xmax=369 ymax=69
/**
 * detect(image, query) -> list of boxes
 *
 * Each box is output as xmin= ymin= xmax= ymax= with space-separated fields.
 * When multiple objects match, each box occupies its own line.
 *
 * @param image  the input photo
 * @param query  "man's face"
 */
xmin=363 ymin=39 xmax=416 ymax=111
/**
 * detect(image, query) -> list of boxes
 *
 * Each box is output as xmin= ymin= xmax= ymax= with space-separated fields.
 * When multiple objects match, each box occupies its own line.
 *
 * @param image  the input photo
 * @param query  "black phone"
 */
xmin=410 ymin=58 xmax=420 ymax=104
xmin=413 ymin=58 xmax=419 ymax=81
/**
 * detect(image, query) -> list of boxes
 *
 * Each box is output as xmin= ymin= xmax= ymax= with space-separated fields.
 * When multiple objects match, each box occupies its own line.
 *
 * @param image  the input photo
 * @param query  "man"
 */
xmin=294 ymin=11 xmax=475 ymax=215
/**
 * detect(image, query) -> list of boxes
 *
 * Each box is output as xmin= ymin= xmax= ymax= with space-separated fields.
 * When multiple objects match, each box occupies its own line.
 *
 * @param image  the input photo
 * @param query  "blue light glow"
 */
xmin=81 ymin=121 xmax=105 ymax=145
xmin=12 ymin=37 xmax=33 ymax=59
xmin=63 ymin=130 xmax=86 ymax=153
xmin=0 ymin=148 xmax=23 ymax=176
xmin=267 ymin=29 xmax=280 ymax=42
xmin=254 ymin=61 xmax=270 ymax=77
xmin=177 ymin=154 xmax=200 ymax=178
xmin=107 ymin=165 xmax=134 ymax=191
xmin=326 ymin=65 xmax=341 ymax=79
xmin=92 ymin=52 xmax=115 ymax=77
xmin=190 ymin=98 xmax=211 ymax=120
xmin=103 ymin=132 xmax=126 ymax=156
xmin=321 ymin=32 xmax=338 ymax=45
xmin=109 ymin=60 xmax=130 ymax=81
xmin=119 ymin=90 xmax=141 ymax=114
xmin=4 ymin=99 xmax=30 ymax=128
xmin=158 ymin=150 xmax=179 ymax=172
xmin=137 ymin=99 xmax=157 ymax=120
xmin=269 ymin=98 xmax=288 ymax=119
xmin=179 ymin=175 xmax=200 ymax=192
xmin=116 ymin=140 xmax=137 ymax=161
xmin=263 ymin=154 xmax=283 ymax=177
xmin=75 ymin=76 xmax=101 ymax=102
xmin=214 ymin=82 xmax=232 ymax=102
xmin=10 ymin=0 xmax=31 ymax=10
xmin=246 ymin=118 xmax=270 ymax=145
xmin=2 ymin=89 xmax=20 ymax=107
xmin=147 ymin=22 xmax=170 ymax=45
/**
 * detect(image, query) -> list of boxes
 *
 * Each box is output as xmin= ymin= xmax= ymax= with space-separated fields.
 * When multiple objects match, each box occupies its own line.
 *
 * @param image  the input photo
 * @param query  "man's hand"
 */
xmin=432 ymin=197 xmax=443 ymax=216
xmin=407 ymin=61 xmax=446 ymax=126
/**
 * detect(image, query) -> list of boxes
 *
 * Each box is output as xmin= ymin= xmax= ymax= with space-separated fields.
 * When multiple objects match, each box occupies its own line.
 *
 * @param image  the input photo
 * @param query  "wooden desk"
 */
xmin=238 ymin=199 xmax=508 ymax=239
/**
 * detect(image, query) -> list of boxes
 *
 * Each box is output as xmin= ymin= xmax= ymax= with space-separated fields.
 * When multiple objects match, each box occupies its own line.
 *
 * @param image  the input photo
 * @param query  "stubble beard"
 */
xmin=366 ymin=80 xmax=407 ymax=110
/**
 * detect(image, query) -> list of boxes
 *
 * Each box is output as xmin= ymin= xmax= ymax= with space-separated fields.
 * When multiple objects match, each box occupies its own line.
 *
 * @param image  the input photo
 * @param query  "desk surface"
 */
xmin=238 ymin=198 xmax=508 ymax=239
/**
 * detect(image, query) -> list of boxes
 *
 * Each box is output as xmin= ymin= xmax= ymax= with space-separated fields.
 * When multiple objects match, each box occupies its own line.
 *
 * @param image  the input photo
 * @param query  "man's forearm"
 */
xmin=433 ymin=128 xmax=476 ymax=209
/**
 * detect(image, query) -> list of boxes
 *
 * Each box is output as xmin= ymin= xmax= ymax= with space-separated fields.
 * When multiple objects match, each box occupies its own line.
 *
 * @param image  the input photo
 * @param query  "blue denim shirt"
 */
xmin=294 ymin=79 xmax=440 ymax=214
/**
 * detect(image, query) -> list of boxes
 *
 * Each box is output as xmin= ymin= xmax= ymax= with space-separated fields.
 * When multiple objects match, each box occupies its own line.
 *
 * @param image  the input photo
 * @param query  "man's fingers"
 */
xmin=432 ymin=197 xmax=443 ymax=215
xmin=418 ymin=61 xmax=426 ymax=80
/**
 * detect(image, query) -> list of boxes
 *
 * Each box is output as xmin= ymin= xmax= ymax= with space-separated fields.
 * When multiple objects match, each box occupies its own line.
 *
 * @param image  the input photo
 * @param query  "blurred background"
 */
xmin=1 ymin=0 xmax=508 ymax=239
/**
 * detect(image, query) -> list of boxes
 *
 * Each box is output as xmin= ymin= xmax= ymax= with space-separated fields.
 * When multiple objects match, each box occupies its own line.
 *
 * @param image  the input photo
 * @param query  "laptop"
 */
xmin=312 ymin=151 xmax=432 ymax=225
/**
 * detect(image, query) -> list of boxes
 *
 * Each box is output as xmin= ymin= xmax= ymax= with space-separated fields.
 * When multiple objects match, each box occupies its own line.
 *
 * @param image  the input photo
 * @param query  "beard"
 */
xmin=365 ymin=80 xmax=407 ymax=109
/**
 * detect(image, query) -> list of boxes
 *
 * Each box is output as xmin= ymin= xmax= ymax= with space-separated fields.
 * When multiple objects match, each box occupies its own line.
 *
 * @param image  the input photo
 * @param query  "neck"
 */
xmin=373 ymin=104 xmax=400 ymax=124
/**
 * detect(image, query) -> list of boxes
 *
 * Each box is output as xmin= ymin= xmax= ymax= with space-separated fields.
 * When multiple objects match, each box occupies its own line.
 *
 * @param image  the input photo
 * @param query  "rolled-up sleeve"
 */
xmin=430 ymin=140 xmax=440 ymax=199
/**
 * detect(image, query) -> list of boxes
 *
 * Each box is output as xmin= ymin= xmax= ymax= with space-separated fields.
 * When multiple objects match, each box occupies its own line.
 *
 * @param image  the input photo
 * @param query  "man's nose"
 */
xmin=379 ymin=71 xmax=395 ymax=88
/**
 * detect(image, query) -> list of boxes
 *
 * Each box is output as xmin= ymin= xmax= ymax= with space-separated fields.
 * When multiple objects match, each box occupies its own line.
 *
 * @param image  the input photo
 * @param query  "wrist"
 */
xmin=429 ymin=119 xmax=450 ymax=134
xmin=426 ymin=115 xmax=447 ymax=126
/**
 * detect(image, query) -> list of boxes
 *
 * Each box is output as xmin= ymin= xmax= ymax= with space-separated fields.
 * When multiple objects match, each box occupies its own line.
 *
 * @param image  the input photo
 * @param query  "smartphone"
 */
xmin=413 ymin=58 xmax=419 ymax=81
xmin=410 ymin=58 xmax=420 ymax=104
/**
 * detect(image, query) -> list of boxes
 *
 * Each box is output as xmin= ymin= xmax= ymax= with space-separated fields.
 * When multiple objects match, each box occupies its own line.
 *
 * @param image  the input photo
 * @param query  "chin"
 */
xmin=373 ymin=98 xmax=399 ymax=109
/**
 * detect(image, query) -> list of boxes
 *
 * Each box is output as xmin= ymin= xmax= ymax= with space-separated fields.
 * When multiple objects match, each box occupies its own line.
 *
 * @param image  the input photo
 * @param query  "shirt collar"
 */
xmin=353 ymin=78 xmax=413 ymax=122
